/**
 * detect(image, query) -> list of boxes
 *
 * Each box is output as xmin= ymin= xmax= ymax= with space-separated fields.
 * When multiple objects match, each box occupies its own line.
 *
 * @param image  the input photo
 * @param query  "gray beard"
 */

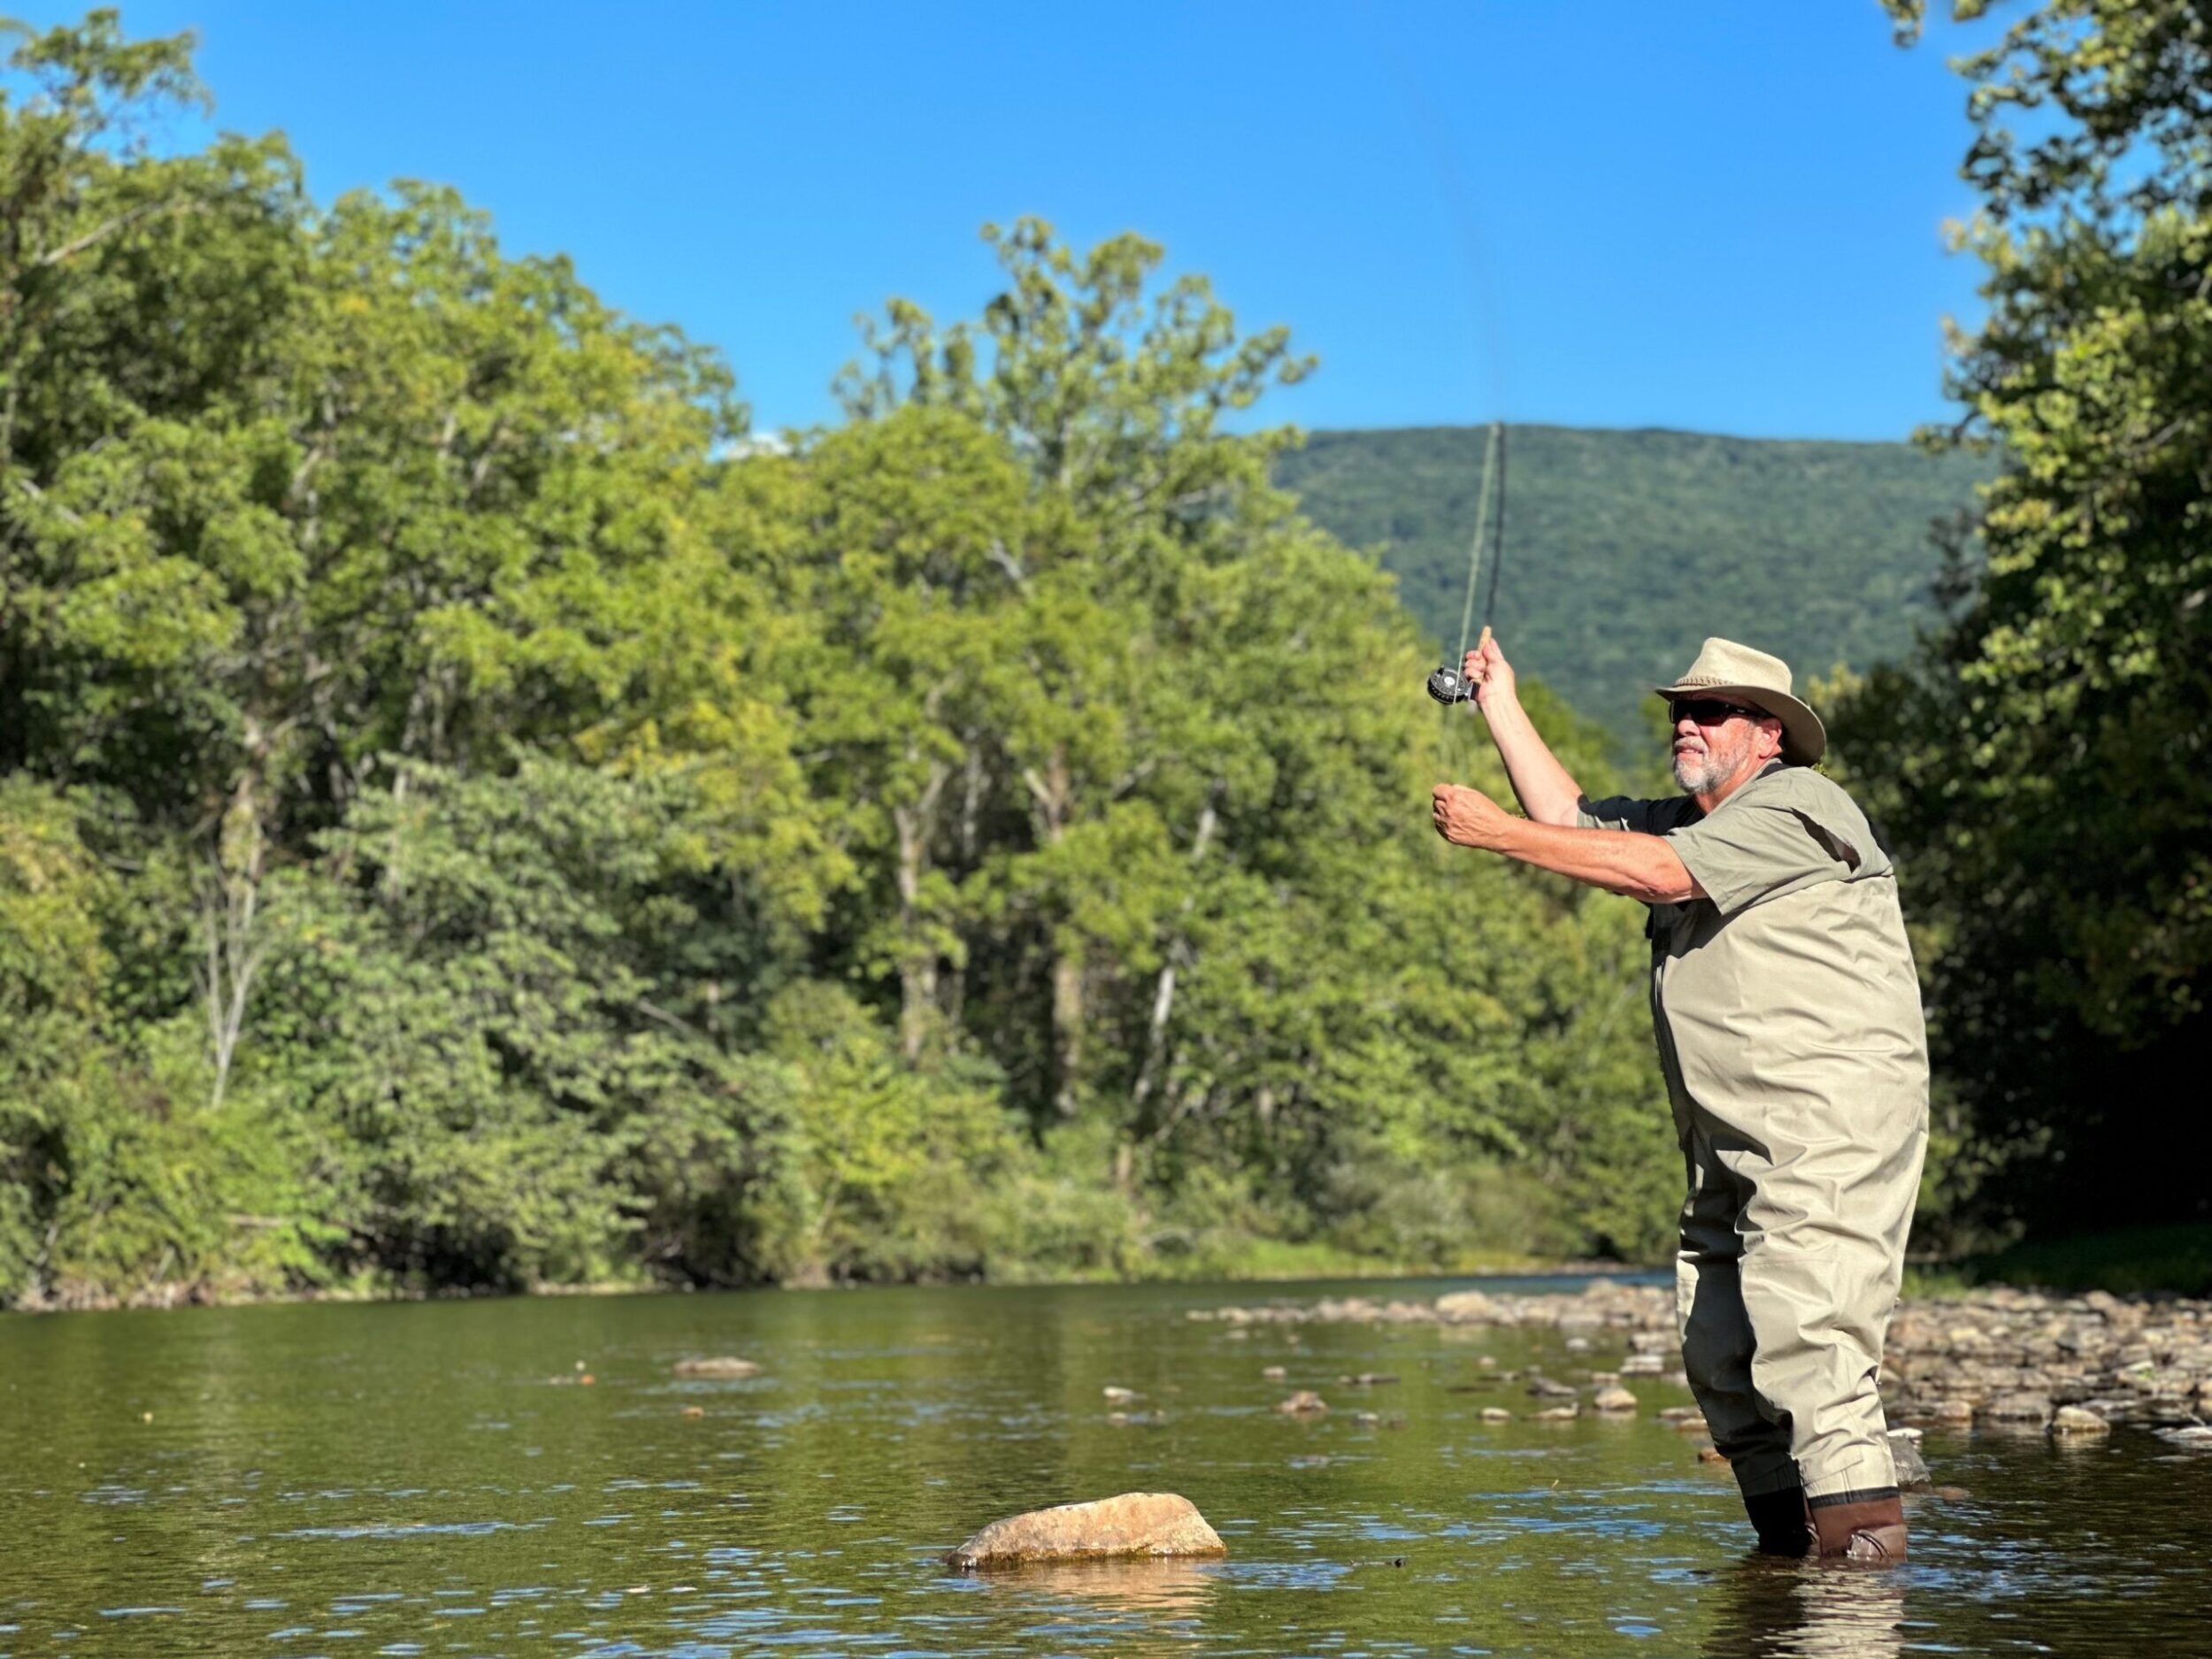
xmin=1673 ymin=732 xmax=1752 ymax=795
xmin=1672 ymin=749 xmax=1724 ymax=794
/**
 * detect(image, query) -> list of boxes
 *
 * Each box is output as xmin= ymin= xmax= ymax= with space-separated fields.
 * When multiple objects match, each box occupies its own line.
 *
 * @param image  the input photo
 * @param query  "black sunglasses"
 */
xmin=1670 ymin=695 xmax=1763 ymax=726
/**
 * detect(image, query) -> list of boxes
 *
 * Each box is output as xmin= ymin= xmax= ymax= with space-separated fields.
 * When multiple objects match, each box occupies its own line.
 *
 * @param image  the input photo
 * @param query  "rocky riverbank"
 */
xmin=1189 ymin=1279 xmax=2212 ymax=1439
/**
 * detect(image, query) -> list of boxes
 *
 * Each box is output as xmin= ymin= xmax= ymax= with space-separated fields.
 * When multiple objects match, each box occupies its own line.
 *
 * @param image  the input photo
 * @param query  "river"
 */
xmin=2 ymin=1275 xmax=2206 ymax=1656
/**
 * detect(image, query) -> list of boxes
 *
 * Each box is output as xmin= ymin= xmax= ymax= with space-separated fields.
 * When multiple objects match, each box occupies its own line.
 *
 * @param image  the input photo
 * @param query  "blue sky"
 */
xmin=26 ymin=2 xmax=1994 ymax=441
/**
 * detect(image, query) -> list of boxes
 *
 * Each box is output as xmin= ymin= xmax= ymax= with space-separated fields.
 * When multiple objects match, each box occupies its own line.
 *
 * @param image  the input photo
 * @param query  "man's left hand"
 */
xmin=1432 ymin=783 xmax=1513 ymax=850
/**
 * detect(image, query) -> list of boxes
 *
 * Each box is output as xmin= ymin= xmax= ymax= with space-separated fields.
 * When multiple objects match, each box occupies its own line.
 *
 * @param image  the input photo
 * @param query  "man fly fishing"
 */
xmin=1430 ymin=634 xmax=1929 ymax=1564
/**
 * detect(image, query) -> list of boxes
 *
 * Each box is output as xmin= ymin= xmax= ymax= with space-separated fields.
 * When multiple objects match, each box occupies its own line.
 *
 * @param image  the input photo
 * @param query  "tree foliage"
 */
xmin=1840 ymin=0 xmax=2212 ymax=1235
xmin=0 ymin=12 xmax=1677 ymax=1303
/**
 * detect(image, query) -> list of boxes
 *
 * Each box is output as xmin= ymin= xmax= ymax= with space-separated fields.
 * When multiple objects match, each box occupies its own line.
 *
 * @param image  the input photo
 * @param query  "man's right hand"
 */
xmin=1457 ymin=632 xmax=1585 ymax=826
xmin=1463 ymin=634 xmax=1517 ymax=710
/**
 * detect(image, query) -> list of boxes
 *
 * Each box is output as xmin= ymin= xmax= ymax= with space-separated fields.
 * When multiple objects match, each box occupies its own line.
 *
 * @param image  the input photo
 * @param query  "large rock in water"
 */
xmin=946 ymin=1493 xmax=1227 ymax=1570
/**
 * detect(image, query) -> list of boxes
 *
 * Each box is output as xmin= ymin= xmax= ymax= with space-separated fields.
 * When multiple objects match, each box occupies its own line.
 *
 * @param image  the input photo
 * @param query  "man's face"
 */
xmin=1670 ymin=696 xmax=1774 ymax=794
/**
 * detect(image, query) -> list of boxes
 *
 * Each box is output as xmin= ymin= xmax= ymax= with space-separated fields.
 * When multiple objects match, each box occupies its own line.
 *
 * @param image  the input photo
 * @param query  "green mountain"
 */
xmin=1275 ymin=425 xmax=1993 ymax=749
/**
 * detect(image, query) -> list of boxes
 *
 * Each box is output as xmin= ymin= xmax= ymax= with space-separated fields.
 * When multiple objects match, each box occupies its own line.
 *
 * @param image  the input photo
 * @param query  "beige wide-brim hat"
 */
xmin=1654 ymin=637 xmax=1825 ymax=766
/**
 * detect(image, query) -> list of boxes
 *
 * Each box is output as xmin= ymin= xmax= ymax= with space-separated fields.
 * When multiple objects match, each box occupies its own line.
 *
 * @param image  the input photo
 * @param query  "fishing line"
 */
xmin=1452 ymin=420 xmax=1502 ymax=672
xmin=1356 ymin=5 xmax=1516 ymax=733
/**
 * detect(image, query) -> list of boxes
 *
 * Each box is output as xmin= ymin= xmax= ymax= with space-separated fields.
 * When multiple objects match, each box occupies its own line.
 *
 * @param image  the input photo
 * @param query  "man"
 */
xmin=1431 ymin=635 xmax=1928 ymax=1564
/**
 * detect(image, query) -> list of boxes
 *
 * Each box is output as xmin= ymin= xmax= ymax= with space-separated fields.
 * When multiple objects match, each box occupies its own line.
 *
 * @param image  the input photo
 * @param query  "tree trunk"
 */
xmin=892 ymin=757 xmax=950 ymax=1062
xmin=200 ymin=749 xmax=272 ymax=1113
xmin=1022 ymin=742 xmax=1084 ymax=1117
xmin=1132 ymin=794 xmax=1218 ymax=1122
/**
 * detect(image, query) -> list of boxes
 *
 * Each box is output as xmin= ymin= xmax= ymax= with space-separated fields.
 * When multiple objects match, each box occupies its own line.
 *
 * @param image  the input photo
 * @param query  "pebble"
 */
xmin=1261 ymin=1365 xmax=1286 ymax=1380
xmin=1275 ymin=1390 xmax=1329 ymax=1417
xmin=1102 ymin=1386 xmax=1138 ymax=1405
xmin=1480 ymin=1407 xmax=1512 ymax=1421
xmin=1594 ymin=1386 xmax=1638 ymax=1414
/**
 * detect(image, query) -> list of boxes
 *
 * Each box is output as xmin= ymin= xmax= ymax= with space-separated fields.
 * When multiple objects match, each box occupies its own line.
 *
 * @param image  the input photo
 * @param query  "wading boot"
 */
xmin=1809 ymin=1491 xmax=1907 ymax=1563
xmin=1742 ymin=1485 xmax=1812 ymax=1557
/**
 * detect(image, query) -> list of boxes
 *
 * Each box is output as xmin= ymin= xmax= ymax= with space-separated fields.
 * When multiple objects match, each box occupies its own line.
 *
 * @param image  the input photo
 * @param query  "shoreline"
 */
xmin=1190 ymin=1279 xmax=2212 ymax=1438
xmin=2 ymin=1256 xmax=1649 ymax=1317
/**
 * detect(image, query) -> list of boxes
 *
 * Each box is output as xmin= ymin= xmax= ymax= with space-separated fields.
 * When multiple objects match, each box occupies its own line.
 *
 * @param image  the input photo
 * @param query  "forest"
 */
xmin=2 ymin=0 xmax=2204 ymax=1305
xmin=0 ymin=12 xmax=1680 ymax=1304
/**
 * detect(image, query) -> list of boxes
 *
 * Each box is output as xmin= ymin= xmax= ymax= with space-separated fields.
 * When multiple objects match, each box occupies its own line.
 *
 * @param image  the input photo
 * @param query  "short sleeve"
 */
xmin=1669 ymin=798 xmax=1863 ymax=918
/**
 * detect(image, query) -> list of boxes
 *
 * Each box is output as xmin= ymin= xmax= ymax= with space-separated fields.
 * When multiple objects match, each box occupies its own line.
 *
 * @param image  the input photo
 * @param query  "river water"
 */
xmin=2 ymin=1276 xmax=2206 ymax=1657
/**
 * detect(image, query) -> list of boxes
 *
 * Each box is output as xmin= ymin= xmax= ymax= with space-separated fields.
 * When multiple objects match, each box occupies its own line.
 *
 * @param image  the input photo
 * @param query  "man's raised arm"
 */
xmin=1463 ymin=636 xmax=1586 ymax=826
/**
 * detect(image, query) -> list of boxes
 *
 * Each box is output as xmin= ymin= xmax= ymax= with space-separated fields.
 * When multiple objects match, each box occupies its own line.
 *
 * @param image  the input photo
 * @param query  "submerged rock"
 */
xmin=1888 ymin=1428 xmax=1932 ymax=1490
xmin=2153 ymin=1425 xmax=2212 ymax=1449
xmin=1479 ymin=1406 xmax=1513 ymax=1422
xmin=1102 ymin=1386 xmax=1139 ymax=1405
xmin=672 ymin=1356 xmax=759 ymax=1379
xmin=946 ymin=1493 xmax=1226 ymax=1570
xmin=1594 ymin=1386 xmax=1639 ymax=1414
xmin=1275 ymin=1390 xmax=1329 ymax=1417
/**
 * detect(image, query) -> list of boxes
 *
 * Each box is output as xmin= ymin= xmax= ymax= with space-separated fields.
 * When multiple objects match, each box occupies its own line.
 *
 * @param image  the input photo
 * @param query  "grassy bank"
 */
xmin=1909 ymin=1225 xmax=2212 ymax=1300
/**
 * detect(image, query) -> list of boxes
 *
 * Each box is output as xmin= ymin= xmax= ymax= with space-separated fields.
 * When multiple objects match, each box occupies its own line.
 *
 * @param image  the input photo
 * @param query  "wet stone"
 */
xmin=946 ymin=1493 xmax=1227 ymax=1570
xmin=1983 ymin=1392 xmax=2054 ymax=1424
xmin=1889 ymin=1428 xmax=1932 ymax=1490
xmin=2051 ymin=1405 xmax=2113 ymax=1437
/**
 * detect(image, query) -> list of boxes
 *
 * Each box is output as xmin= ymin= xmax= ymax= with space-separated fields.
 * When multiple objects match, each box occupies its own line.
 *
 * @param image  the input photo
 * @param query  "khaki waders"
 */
xmin=1583 ymin=765 xmax=1931 ymax=1560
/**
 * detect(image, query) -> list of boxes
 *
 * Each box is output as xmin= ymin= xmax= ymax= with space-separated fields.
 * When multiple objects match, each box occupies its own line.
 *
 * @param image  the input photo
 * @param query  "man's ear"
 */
xmin=1755 ymin=716 xmax=1784 ymax=762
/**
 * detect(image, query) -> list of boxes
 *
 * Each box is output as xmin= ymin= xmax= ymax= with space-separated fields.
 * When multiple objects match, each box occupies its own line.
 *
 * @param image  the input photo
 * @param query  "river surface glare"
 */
xmin=2 ymin=1276 xmax=2207 ymax=1658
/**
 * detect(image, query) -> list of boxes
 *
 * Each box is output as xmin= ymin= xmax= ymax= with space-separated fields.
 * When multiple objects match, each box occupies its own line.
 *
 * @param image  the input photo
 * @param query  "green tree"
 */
xmin=0 ymin=12 xmax=1686 ymax=1297
xmin=1845 ymin=1 xmax=2212 ymax=1233
xmin=836 ymin=222 xmax=1673 ymax=1258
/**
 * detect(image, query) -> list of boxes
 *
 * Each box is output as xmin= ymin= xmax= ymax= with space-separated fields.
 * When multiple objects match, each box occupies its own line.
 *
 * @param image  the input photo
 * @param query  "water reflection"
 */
xmin=969 ymin=1556 xmax=1222 ymax=1613
xmin=1 ymin=1279 xmax=2207 ymax=1656
xmin=1704 ymin=1559 xmax=1906 ymax=1659
xmin=957 ymin=1559 xmax=1220 ymax=1655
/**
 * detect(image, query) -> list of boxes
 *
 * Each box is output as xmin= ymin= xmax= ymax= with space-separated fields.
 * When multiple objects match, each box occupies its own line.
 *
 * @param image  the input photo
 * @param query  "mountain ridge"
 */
xmin=1274 ymin=423 xmax=1992 ymax=749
